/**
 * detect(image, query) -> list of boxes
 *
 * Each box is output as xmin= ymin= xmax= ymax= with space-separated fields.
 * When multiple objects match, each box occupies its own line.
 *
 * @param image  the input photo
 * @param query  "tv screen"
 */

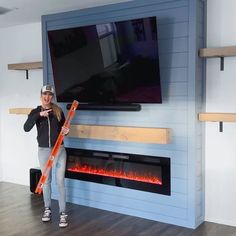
xmin=48 ymin=16 xmax=162 ymax=105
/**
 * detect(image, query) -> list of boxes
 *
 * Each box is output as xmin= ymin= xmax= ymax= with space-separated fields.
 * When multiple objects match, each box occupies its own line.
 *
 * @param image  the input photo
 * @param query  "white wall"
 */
xmin=0 ymin=105 xmax=2 ymax=181
xmin=0 ymin=22 xmax=43 ymax=185
xmin=205 ymin=0 xmax=236 ymax=227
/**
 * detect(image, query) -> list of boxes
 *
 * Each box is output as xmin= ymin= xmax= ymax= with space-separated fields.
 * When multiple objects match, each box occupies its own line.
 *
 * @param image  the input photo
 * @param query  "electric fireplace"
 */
xmin=65 ymin=148 xmax=171 ymax=195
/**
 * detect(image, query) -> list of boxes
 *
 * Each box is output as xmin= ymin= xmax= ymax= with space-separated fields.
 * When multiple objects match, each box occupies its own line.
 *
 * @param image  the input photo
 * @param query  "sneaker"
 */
xmin=42 ymin=207 xmax=51 ymax=222
xmin=59 ymin=212 xmax=68 ymax=228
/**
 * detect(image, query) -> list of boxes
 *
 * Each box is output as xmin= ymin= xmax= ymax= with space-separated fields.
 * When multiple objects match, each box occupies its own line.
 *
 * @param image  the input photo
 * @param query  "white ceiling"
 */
xmin=0 ymin=0 xmax=131 ymax=28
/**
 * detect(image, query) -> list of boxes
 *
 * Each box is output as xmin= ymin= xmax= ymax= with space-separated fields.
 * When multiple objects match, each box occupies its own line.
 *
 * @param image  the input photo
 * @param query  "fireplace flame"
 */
xmin=67 ymin=165 xmax=162 ymax=185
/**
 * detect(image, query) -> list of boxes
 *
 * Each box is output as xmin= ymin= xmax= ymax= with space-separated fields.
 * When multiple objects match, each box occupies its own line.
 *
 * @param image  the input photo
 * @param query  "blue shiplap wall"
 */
xmin=42 ymin=0 xmax=206 ymax=228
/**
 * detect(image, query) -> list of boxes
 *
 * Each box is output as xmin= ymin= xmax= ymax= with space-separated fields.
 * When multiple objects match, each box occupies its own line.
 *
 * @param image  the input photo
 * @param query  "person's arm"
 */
xmin=23 ymin=108 xmax=40 ymax=132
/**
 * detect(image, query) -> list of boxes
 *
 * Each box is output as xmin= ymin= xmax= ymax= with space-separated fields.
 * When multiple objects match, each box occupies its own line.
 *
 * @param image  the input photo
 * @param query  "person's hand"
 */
xmin=61 ymin=126 xmax=69 ymax=136
xmin=40 ymin=109 xmax=52 ymax=117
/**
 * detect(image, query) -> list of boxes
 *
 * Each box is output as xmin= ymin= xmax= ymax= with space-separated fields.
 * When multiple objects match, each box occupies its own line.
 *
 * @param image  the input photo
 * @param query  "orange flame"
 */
xmin=67 ymin=164 xmax=162 ymax=185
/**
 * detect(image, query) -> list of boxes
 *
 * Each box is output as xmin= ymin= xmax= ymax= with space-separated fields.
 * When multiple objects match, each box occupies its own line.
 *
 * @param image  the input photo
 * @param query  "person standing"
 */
xmin=24 ymin=85 xmax=69 ymax=228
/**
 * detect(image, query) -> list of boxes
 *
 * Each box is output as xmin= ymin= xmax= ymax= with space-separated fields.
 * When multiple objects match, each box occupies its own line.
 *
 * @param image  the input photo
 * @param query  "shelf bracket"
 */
xmin=7 ymin=61 xmax=43 ymax=79
xmin=219 ymin=121 xmax=223 ymax=132
xmin=220 ymin=57 xmax=224 ymax=71
xmin=25 ymin=70 xmax=29 ymax=79
xmin=198 ymin=113 xmax=236 ymax=132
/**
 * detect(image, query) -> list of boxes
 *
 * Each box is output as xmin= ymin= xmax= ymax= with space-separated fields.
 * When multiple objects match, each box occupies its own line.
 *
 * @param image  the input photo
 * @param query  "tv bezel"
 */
xmin=47 ymin=16 xmax=162 ymax=110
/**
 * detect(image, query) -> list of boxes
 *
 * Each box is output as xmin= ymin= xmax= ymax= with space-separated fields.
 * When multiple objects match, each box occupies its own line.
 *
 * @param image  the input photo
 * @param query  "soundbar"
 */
xmin=66 ymin=103 xmax=141 ymax=111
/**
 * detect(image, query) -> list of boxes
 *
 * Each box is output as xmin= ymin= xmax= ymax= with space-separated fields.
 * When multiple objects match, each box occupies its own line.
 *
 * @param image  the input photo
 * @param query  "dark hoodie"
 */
xmin=24 ymin=106 xmax=65 ymax=147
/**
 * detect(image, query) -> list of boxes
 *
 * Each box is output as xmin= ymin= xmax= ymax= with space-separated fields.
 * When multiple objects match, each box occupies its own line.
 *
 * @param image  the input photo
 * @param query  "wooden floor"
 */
xmin=1 ymin=182 xmax=236 ymax=236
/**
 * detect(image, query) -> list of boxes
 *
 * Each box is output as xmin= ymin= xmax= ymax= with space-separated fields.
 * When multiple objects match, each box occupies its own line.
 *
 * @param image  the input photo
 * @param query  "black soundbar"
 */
xmin=66 ymin=103 xmax=141 ymax=111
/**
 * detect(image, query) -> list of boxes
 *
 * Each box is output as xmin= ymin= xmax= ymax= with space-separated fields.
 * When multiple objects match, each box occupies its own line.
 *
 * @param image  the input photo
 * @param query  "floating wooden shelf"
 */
xmin=198 ymin=112 xmax=236 ymax=132
xmin=199 ymin=46 xmax=236 ymax=71
xmin=9 ymin=108 xmax=170 ymax=144
xmin=199 ymin=46 xmax=236 ymax=58
xmin=198 ymin=112 xmax=236 ymax=122
xmin=8 ymin=61 xmax=43 ymax=79
xmin=9 ymin=108 xmax=33 ymax=115
xmin=8 ymin=61 xmax=43 ymax=70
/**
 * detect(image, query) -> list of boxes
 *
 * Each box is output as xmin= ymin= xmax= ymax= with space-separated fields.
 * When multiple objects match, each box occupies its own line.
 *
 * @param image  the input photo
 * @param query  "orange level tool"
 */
xmin=35 ymin=100 xmax=79 ymax=194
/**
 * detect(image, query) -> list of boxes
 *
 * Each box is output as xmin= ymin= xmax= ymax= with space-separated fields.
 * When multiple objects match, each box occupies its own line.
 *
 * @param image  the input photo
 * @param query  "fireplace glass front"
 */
xmin=65 ymin=148 xmax=170 ymax=195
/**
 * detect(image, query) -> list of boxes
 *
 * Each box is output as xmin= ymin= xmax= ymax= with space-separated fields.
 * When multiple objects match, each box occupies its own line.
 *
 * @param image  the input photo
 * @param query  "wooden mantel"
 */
xmin=68 ymin=124 xmax=170 ymax=144
xmin=9 ymin=107 xmax=170 ymax=144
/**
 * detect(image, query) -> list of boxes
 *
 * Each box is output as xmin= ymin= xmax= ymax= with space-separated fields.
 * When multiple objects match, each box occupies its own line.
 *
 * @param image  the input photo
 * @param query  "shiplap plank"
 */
xmin=196 ymin=176 xmax=202 ymax=192
xmin=52 ymin=184 xmax=187 ymax=219
xmin=63 ymin=178 xmax=187 ymax=208
xmin=156 ymin=98 xmax=188 ymax=110
xmin=44 ymin=0 xmax=188 ymax=22
xmin=196 ymin=189 xmax=202 ymax=205
xmin=162 ymin=81 xmax=188 ymax=96
xmin=160 ymin=67 xmax=188 ymax=83
xmin=102 ymin=136 xmax=188 ymax=151
xmin=45 ymin=1 xmax=188 ymax=29
xmin=172 ymin=178 xmax=187 ymax=194
xmin=158 ymin=22 xmax=188 ymax=39
xmin=197 ymin=21 xmax=204 ymax=38
xmin=160 ymin=52 xmax=188 ymax=68
xmin=72 ymin=108 xmax=188 ymax=124
xmin=56 ymin=194 xmax=189 ymax=227
xmin=196 ymin=203 xmax=202 ymax=219
xmin=143 ymin=97 xmax=188 ymax=109
xmin=61 ymin=93 xmax=190 ymax=112
xmin=67 ymin=179 xmax=186 ymax=204
xmin=172 ymin=164 xmax=187 ymax=179
xmin=66 ymin=187 xmax=187 ymax=219
xmin=159 ymin=37 xmax=188 ymax=54
xmin=64 ymin=138 xmax=188 ymax=164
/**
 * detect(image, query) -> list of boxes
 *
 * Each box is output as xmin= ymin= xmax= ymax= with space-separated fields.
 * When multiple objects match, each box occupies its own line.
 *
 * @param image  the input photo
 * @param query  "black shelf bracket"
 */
xmin=220 ymin=57 xmax=224 ymax=71
xmin=219 ymin=121 xmax=223 ymax=132
xmin=25 ymin=70 xmax=29 ymax=79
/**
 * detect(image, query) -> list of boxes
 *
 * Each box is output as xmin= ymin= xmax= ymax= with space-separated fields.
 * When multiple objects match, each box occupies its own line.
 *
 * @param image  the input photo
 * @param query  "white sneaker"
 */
xmin=59 ymin=212 xmax=68 ymax=228
xmin=42 ymin=207 xmax=51 ymax=222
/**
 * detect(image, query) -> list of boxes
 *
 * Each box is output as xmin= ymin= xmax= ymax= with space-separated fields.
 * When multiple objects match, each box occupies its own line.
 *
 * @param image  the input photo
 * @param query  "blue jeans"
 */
xmin=38 ymin=146 xmax=67 ymax=213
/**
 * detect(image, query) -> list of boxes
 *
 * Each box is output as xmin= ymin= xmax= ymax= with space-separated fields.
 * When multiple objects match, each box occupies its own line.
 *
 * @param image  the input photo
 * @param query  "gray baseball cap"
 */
xmin=41 ymin=85 xmax=54 ymax=95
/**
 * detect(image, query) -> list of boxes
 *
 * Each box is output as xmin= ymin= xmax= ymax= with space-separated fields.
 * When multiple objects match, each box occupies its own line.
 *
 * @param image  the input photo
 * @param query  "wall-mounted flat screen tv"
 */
xmin=48 ymin=16 xmax=162 ymax=105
